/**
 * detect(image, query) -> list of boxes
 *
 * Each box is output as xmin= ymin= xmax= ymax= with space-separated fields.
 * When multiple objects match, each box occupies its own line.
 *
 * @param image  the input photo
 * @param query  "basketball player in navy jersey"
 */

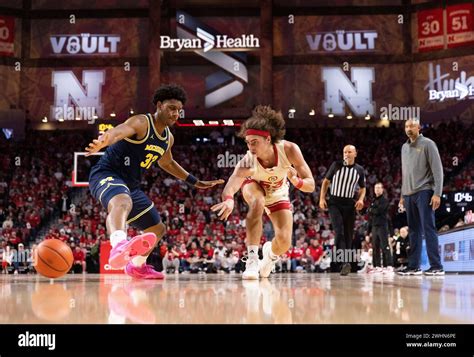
xmin=86 ymin=84 xmax=223 ymax=279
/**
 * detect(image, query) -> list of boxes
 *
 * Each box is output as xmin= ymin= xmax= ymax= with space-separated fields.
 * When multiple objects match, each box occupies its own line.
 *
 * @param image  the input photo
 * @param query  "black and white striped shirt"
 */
xmin=325 ymin=161 xmax=365 ymax=199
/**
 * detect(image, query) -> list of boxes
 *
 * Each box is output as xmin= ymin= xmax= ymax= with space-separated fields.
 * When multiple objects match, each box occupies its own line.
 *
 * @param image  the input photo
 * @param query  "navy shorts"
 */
xmin=89 ymin=167 xmax=161 ymax=231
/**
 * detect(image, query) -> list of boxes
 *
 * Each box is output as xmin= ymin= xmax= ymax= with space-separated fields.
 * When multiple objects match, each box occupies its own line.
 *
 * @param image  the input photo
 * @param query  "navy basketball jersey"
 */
xmin=94 ymin=113 xmax=170 ymax=189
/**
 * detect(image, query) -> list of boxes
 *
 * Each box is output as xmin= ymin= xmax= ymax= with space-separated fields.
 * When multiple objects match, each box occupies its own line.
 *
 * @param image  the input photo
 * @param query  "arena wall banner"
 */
xmin=446 ymin=3 xmax=474 ymax=49
xmin=273 ymin=15 xmax=403 ymax=56
xmin=0 ymin=15 xmax=15 ymax=57
xmin=160 ymin=64 xmax=260 ymax=115
xmin=160 ymin=10 xmax=260 ymax=111
xmin=99 ymin=241 xmax=124 ymax=274
xmin=417 ymin=8 xmax=444 ymax=52
xmin=273 ymin=63 xmax=411 ymax=117
xmin=0 ymin=65 xmax=20 ymax=109
xmin=21 ymin=67 xmax=149 ymax=122
xmin=420 ymin=226 xmax=474 ymax=273
xmin=30 ymin=18 xmax=148 ymax=58
xmin=31 ymin=0 xmax=149 ymax=10
xmin=413 ymin=55 xmax=474 ymax=119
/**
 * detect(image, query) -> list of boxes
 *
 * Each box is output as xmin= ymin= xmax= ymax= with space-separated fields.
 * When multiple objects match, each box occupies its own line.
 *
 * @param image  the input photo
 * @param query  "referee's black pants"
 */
xmin=328 ymin=197 xmax=355 ymax=265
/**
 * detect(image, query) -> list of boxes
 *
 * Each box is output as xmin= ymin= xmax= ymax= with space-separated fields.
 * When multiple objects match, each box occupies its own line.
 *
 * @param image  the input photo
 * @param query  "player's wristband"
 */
xmin=185 ymin=174 xmax=198 ymax=186
xmin=224 ymin=195 xmax=234 ymax=201
xmin=295 ymin=177 xmax=304 ymax=190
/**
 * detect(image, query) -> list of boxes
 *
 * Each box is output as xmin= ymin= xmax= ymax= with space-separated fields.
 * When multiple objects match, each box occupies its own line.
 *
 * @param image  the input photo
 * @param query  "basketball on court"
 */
xmin=34 ymin=240 xmax=73 ymax=279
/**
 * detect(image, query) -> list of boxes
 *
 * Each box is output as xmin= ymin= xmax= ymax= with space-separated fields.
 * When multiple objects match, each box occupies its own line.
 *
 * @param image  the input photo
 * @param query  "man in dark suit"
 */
xmin=368 ymin=182 xmax=392 ymax=272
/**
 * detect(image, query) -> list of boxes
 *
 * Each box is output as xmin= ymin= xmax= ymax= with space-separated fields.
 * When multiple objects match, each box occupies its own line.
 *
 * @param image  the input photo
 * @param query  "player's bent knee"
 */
xmin=275 ymin=228 xmax=292 ymax=244
xmin=108 ymin=194 xmax=132 ymax=213
xmin=248 ymin=197 xmax=265 ymax=215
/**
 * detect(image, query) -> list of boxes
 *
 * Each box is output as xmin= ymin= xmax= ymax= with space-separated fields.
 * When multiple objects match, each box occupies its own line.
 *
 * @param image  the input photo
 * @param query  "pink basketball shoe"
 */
xmin=109 ymin=232 xmax=157 ymax=269
xmin=125 ymin=262 xmax=165 ymax=280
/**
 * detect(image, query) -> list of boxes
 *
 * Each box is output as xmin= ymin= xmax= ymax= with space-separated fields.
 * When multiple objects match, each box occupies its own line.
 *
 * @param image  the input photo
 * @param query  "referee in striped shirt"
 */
xmin=319 ymin=145 xmax=366 ymax=275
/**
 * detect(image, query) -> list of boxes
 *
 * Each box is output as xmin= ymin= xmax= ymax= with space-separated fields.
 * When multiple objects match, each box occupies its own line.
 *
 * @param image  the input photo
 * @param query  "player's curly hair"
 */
xmin=152 ymin=84 xmax=187 ymax=106
xmin=238 ymin=105 xmax=286 ymax=143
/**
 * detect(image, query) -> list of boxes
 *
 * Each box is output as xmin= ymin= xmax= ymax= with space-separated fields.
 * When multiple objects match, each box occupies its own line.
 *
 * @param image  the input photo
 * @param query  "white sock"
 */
xmin=110 ymin=230 xmax=127 ymax=248
xmin=132 ymin=255 xmax=147 ymax=267
xmin=248 ymin=245 xmax=258 ymax=259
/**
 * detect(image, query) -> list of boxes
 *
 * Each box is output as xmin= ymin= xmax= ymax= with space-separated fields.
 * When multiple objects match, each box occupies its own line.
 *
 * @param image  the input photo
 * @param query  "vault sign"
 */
xmin=50 ymin=34 xmax=121 ymax=55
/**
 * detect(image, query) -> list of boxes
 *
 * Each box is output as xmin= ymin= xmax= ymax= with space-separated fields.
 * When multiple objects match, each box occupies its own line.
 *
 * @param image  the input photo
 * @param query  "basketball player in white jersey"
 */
xmin=211 ymin=106 xmax=315 ymax=279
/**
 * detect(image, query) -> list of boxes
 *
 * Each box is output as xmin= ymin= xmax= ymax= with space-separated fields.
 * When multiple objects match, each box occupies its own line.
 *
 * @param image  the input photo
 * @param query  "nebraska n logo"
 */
xmin=176 ymin=11 xmax=252 ymax=108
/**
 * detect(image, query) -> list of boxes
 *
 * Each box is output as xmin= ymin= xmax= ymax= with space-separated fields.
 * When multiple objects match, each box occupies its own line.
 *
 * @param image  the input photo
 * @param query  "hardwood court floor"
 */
xmin=0 ymin=273 xmax=473 ymax=324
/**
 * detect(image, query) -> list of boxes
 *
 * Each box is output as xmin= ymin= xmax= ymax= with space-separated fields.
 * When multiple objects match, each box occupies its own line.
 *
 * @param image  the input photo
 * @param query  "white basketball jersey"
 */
xmin=247 ymin=140 xmax=291 ymax=205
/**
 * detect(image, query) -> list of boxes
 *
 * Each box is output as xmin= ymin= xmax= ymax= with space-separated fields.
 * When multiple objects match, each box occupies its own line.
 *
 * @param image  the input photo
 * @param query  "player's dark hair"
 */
xmin=152 ymin=84 xmax=187 ymax=106
xmin=238 ymin=105 xmax=286 ymax=143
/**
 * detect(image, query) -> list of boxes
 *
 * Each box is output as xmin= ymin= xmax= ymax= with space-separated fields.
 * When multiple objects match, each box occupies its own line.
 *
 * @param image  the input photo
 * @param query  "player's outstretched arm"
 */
xmin=85 ymin=115 xmax=147 ymax=156
xmin=211 ymin=154 xmax=254 ymax=221
xmin=158 ymin=133 xmax=224 ymax=189
xmin=285 ymin=141 xmax=315 ymax=193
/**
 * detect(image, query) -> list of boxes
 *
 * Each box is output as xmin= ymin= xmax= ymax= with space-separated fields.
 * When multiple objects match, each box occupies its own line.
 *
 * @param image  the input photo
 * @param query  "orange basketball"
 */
xmin=35 ymin=239 xmax=73 ymax=278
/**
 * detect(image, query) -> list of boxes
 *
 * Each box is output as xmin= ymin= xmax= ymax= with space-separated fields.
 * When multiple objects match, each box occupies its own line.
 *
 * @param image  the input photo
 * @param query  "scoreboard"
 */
xmin=442 ymin=191 xmax=474 ymax=213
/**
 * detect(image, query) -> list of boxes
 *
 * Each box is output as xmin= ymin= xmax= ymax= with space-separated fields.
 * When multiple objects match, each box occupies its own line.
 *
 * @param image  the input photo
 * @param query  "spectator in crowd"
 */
xmin=2 ymin=244 xmax=13 ymax=274
xmin=27 ymin=244 xmax=37 ymax=274
xmin=14 ymin=243 xmax=29 ymax=274
xmin=454 ymin=218 xmax=465 ymax=228
xmin=162 ymin=245 xmax=180 ymax=274
xmin=393 ymin=226 xmax=410 ymax=270
xmin=201 ymin=242 xmax=217 ymax=273
xmin=318 ymin=249 xmax=332 ymax=273
xmin=221 ymin=243 xmax=239 ymax=273
xmin=212 ymin=249 xmax=223 ymax=272
xmin=300 ymin=247 xmax=313 ymax=272
xmin=367 ymin=182 xmax=393 ymax=274
xmin=2 ymin=216 xmax=13 ymax=230
xmin=290 ymin=241 xmax=304 ymax=272
xmin=177 ymin=243 xmax=189 ymax=272
xmin=276 ymin=248 xmax=292 ymax=273
xmin=438 ymin=225 xmax=450 ymax=233
xmin=308 ymin=240 xmax=324 ymax=272
xmin=72 ymin=245 xmax=86 ymax=274
xmin=357 ymin=247 xmax=373 ymax=274
xmin=187 ymin=250 xmax=204 ymax=274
